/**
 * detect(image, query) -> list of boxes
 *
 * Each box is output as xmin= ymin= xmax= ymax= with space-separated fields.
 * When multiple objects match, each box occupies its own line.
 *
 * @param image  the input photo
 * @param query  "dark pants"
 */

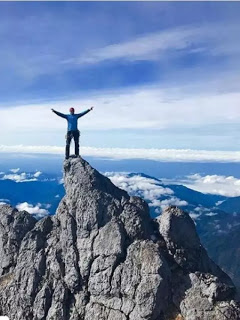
xmin=66 ymin=130 xmax=80 ymax=159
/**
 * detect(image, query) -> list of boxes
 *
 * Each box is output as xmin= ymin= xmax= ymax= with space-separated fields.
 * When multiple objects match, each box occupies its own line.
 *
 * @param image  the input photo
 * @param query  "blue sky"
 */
xmin=0 ymin=2 xmax=240 ymax=159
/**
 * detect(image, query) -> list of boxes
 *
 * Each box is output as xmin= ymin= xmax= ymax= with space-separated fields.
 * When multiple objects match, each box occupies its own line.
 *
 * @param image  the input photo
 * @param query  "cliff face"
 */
xmin=0 ymin=157 xmax=239 ymax=320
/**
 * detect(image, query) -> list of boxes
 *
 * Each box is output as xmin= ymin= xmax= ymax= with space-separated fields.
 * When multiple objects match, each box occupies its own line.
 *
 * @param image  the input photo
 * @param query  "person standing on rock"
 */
xmin=51 ymin=107 xmax=94 ymax=159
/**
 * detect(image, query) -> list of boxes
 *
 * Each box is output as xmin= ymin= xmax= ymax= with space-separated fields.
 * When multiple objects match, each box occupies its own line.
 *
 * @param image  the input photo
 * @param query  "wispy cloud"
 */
xmin=64 ymin=23 xmax=240 ymax=65
xmin=0 ymin=3 xmax=239 ymax=108
xmin=10 ymin=168 xmax=20 ymax=173
xmin=64 ymin=26 xmax=202 ymax=65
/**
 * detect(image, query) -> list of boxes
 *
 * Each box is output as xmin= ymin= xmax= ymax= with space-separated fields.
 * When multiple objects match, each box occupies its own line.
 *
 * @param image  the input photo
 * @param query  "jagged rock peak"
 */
xmin=63 ymin=157 xmax=129 ymax=204
xmin=60 ymin=156 xmax=153 ymax=240
xmin=0 ymin=157 xmax=239 ymax=320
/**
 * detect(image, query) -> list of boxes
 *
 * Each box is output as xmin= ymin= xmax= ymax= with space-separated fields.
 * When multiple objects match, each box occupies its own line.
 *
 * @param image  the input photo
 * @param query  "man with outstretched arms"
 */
xmin=52 ymin=106 xmax=94 ymax=159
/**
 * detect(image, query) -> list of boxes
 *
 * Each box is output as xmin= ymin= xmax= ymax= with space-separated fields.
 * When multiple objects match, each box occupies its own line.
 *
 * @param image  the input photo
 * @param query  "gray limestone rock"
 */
xmin=0 ymin=157 xmax=239 ymax=320
xmin=0 ymin=204 xmax=36 ymax=276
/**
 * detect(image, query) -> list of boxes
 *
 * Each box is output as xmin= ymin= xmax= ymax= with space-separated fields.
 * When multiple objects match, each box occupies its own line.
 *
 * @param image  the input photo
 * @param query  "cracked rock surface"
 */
xmin=0 ymin=157 xmax=239 ymax=319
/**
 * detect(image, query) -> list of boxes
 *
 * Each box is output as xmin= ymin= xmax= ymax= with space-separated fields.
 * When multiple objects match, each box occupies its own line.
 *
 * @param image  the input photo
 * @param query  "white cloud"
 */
xmin=0 ymin=81 xmax=240 ymax=142
xmin=189 ymin=212 xmax=201 ymax=220
xmin=171 ymin=173 xmax=240 ymax=197
xmin=0 ymin=171 xmax=42 ymax=183
xmin=58 ymin=178 xmax=64 ymax=184
xmin=0 ymin=202 xmax=7 ymax=206
xmin=2 ymin=145 xmax=240 ymax=163
xmin=194 ymin=206 xmax=205 ymax=213
xmin=16 ymin=202 xmax=49 ymax=218
xmin=150 ymin=198 xmax=188 ymax=211
xmin=216 ymin=200 xmax=225 ymax=206
xmin=205 ymin=212 xmax=218 ymax=217
xmin=10 ymin=168 xmax=20 ymax=173
xmin=33 ymin=171 xmax=42 ymax=178
xmin=105 ymin=172 xmax=187 ymax=214
xmin=1 ymin=172 xmax=37 ymax=183
xmin=190 ymin=206 xmax=218 ymax=219
xmin=105 ymin=172 xmax=173 ymax=201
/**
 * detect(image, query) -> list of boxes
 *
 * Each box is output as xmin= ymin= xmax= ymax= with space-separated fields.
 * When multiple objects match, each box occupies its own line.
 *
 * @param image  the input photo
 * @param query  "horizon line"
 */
xmin=1 ymin=145 xmax=240 ymax=163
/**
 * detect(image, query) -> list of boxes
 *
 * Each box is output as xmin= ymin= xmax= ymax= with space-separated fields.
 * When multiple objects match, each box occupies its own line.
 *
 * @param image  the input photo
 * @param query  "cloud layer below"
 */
xmin=164 ymin=173 xmax=240 ymax=197
xmin=105 ymin=172 xmax=187 ymax=214
xmin=1 ymin=145 xmax=240 ymax=163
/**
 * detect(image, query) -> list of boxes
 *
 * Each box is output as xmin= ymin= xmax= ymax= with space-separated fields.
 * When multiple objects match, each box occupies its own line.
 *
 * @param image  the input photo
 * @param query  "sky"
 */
xmin=0 ymin=2 xmax=240 ymax=159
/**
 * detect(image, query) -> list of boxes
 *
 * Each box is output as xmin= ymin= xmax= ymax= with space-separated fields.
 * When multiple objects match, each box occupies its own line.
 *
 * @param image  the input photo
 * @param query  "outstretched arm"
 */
xmin=76 ymin=106 xmax=94 ymax=119
xmin=51 ymin=109 xmax=67 ymax=119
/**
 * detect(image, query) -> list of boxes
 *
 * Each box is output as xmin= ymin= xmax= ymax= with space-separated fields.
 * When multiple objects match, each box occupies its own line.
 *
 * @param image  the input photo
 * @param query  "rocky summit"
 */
xmin=0 ymin=157 xmax=239 ymax=320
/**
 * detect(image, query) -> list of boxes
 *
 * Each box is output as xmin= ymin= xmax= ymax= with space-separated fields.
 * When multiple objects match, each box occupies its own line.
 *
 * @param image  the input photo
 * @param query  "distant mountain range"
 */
xmin=0 ymin=175 xmax=64 ymax=216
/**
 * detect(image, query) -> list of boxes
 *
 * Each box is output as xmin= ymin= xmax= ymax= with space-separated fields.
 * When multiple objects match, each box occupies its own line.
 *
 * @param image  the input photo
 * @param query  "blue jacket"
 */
xmin=53 ymin=109 xmax=90 ymax=131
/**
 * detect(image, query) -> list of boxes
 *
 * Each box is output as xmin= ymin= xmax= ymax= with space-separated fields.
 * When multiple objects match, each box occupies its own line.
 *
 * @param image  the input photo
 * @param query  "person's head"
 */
xmin=69 ymin=107 xmax=75 ymax=114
